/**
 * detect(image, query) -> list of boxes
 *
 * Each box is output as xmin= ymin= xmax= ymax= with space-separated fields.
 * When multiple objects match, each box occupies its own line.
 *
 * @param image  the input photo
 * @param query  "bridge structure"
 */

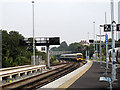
xmin=21 ymin=37 xmax=60 ymax=68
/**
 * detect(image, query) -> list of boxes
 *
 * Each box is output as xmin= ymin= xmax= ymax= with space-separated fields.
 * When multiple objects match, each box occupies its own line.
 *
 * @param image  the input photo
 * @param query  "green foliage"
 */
xmin=51 ymin=56 xmax=56 ymax=61
xmin=50 ymin=56 xmax=57 ymax=64
xmin=58 ymin=41 xmax=68 ymax=50
xmin=2 ymin=30 xmax=46 ymax=68
xmin=108 ymin=38 xmax=112 ymax=42
xmin=51 ymin=38 xmax=120 ymax=61
xmin=89 ymin=45 xmax=94 ymax=58
xmin=66 ymin=42 xmax=81 ymax=52
xmin=51 ymin=41 xmax=68 ymax=51
xmin=36 ymin=51 xmax=46 ymax=60
xmin=51 ymin=41 xmax=94 ymax=59
xmin=116 ymin=39 xmax=120 ymax=47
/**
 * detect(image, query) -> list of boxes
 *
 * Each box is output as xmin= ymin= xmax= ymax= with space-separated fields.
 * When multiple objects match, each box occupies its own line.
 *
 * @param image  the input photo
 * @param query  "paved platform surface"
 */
xmin=67 ymin=61 xmax=119 ymax=90
xmin=41 ymin=60 xmax=92 ymax=89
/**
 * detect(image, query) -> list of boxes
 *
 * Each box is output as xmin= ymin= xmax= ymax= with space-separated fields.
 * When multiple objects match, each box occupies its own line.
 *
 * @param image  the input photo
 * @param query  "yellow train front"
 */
xmin=60 ymin=53 xmax=83 ymax=62
xmin=76 ymin=53 xmax=83 ymax=62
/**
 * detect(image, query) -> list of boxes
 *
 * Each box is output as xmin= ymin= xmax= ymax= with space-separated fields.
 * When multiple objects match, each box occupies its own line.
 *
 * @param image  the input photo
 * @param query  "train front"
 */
xmin=76 ymin=53 xmax=83 ymax=62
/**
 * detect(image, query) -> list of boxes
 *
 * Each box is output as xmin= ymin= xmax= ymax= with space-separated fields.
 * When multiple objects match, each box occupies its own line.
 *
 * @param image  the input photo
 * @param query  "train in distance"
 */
xmin=60 ymin=53 xmax=83 ymax=62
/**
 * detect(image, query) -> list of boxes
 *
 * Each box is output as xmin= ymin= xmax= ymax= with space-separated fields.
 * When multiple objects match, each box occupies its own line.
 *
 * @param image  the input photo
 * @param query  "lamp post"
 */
xmin=96 ymin=25 xmax=104 ymax=66
xmin=32 ymin=1 xmax=35 ymax=65
xmin=96 ymin=34 xmax=98 ymax=60
xmin=99 ymin=25 xmax=105 ymax=66
xmin=88 ymin=32 xmax=89 ymax=60
xmin=93 ymin=21 xmax=96 ymax=59
xmin=99 ymin=28 xmax=102 ymax=65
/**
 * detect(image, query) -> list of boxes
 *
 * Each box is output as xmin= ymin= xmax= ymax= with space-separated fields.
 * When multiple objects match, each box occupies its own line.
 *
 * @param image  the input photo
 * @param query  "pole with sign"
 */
xmin=105 ymin=12 xmax=109 ymax=75
xmin=105 ymin=34 xmax=109 ymax=75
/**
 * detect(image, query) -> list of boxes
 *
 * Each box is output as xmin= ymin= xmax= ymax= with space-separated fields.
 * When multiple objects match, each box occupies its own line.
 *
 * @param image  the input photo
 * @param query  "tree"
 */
xmin=108 ymin=38 xmax=112 ymax=42
xmin=51 ymin=41 xmax=68 ymax=51
xmin=2 ymin=30 xmax=46 ymax=68
xmin=51 ymin=41 xmax=92 ymax=59
xmin=88 ymin=45 xmax=94 ymax=58
xmin=58 ymin=41 xmax=68 ymax=51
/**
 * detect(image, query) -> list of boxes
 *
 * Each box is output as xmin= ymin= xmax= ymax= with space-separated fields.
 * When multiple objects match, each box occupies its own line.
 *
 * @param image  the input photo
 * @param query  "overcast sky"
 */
xmin=0 ymin=0 xmax=120 ymax=46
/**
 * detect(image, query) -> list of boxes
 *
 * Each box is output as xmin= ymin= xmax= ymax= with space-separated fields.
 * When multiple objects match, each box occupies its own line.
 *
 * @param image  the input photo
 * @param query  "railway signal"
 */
xmin=78 ymin=47 xmax=82 ymax=51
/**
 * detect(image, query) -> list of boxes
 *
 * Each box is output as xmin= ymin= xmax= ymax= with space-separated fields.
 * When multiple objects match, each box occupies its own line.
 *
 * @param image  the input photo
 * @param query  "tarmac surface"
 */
xmin=67 ymin=61 xmax=119 ymax=90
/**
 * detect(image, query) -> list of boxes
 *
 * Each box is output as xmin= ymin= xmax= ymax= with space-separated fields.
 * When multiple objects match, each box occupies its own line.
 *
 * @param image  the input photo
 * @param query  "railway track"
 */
xmin=2 ymin=61 xmax=85 ymax=90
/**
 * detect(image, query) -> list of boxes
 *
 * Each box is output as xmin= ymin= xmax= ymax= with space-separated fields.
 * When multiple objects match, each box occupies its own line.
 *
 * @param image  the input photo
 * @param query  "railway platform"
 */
xmin=67 ymin=61 xmax=118 ymax=90
xmin=0 ymin=65 xmax=46 ymax=84
xmin=40 ymin=60 xmax=120 ymax=90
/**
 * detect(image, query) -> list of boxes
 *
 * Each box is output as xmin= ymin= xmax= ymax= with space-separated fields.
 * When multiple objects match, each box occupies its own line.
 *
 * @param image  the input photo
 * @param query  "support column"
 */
xmin=111 ymin=0 xmax=116 ymax=82
xmin=39 ymin=56 xmax=42 ymax=65
xmin=86 ymin=50 xmax=87 ymax=60
xmin=0 ymin=30 xmax=2 ymax=69
xmin=0 ymin=30 xmax=2 ymax=85
xmin=105 ymin=12 xmax=109 ymax=71
xmin=96 ymin=34 xmax=98 ymax=60
xmin=100 ymin=27 xmax=102 ymax=65
xmin=46 ymin=45 xmax=50 ymax=68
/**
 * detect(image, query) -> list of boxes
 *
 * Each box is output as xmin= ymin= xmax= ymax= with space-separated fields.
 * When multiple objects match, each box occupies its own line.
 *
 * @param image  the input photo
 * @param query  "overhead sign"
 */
xmin=116 ymin=24 xmax=120 ymax=31
xmin=20 ymin=37 xmax=60 ymax=46
xmin=105 ymin=34 xmax=108 ymax=45
xmin=49 ymin=37 xmax=60 ymax=45
xmin=104 ymin=24 xmax=111 ymax=32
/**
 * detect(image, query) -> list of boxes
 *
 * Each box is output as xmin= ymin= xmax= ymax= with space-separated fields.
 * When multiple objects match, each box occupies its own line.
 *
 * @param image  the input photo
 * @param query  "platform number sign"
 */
xmin=116 ymin=24 xmax=120 ymax=31
xmin=104 ymin=24 xmax=111 ymax=32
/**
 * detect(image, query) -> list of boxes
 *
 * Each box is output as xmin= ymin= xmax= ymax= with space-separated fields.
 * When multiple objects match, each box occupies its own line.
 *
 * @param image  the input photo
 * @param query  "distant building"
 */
xmin=80 ymin=40 xmax=89 ymax=46
xmin=118 ymin=1 xmax=120 ymax=40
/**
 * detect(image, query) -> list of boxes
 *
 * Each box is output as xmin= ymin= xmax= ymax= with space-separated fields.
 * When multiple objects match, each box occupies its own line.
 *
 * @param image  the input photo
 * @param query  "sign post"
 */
xmin=105 ymin=34 xmax=109 ymax=75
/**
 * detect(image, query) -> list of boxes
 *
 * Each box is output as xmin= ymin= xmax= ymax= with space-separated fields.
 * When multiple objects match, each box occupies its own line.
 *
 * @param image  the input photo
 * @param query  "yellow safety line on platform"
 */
xmin=56 ymin=60 xmax=93 ymax=89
